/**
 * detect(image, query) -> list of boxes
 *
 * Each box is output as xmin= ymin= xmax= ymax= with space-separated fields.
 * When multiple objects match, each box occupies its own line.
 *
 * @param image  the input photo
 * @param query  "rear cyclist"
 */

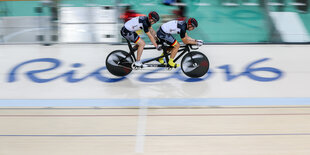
xmin=156 ymin=18 xmax=203 ymax=67
xmin=120 ymin=11 xmax=160 ymax=68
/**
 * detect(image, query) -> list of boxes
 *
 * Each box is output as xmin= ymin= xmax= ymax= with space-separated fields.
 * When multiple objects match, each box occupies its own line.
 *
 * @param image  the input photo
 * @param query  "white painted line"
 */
xmin=117 ymin=3 xmax=131 ymax=7
xmin=171 ymin=2 xmax=186 ymax=6
xmin=222 ymin=2 xmax=240 ymax=6
xmin=268 ymin=2 xmax=284 ymax=6
xmin=194 ymin=3 xmax=211 ymax=6
xmin=1 ymin=98 xmax=310 ymax=107
xmin=242 ymin=2 xmax=259 ymax=6
xmin=289 ymin=2 xmax=306 ymax=6
xmin=135 ymin=99 xmax=148 ymax=153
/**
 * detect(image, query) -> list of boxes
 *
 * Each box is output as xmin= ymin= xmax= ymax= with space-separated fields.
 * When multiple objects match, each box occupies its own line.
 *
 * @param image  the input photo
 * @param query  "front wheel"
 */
xmin=181 ymin=51 xmax=210 ymax=78
xmin=106 ymin=50 xmax=133 ymax=76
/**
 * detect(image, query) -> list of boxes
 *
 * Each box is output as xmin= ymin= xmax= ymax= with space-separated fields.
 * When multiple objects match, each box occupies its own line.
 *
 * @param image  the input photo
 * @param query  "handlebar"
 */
xmin=189 ymin=44 xmax=200 ymax=50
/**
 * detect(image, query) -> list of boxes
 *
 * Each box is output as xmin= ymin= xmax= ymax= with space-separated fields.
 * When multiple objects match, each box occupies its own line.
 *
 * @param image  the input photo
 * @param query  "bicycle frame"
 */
xmin=106 ymin=39 xmax=208 ymax=77
xmin=124 ymin=40 xmax=194 ymax=67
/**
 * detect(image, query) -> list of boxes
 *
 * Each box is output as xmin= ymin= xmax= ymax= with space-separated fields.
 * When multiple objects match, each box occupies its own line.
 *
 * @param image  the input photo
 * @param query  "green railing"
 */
xmin=0 ymin=0 xmax=309 ymax=44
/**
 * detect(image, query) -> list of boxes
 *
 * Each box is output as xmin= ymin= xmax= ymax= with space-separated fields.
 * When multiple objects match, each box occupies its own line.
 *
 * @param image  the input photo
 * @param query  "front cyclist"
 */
xmin=120 ymin=11 xmax=160 ymax=68
xmin=156 ymin=18 xmax=203 ymax=67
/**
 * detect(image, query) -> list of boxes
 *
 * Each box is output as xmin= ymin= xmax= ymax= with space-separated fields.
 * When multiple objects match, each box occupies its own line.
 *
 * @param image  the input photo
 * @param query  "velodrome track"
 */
xmin=1 ymin=105 xmax=310 ymax=155
xmin=0 ymin=44 xmax=310 ymax=154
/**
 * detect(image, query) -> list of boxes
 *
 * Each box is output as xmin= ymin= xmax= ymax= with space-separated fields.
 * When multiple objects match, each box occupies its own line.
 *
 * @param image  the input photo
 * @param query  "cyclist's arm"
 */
xmin=148 ymin=27 xmax=157 ymax=38
xmin=181 ymin=33 xmax=198 ymax=45
xmin=146 ymin=31 xmax=158 ymax=48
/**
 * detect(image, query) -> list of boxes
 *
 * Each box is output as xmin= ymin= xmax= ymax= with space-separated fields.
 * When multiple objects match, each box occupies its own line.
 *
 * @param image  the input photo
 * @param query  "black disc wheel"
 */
xmin=181 ymin=51 xmax=209 ymax=78
xmin=106 ymin=50 xmax=134 ymax=76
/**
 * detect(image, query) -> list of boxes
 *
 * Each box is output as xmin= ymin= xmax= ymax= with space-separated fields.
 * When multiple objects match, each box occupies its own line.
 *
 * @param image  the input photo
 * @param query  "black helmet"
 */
xmin=188 ymin=18 xmax=198 ymax=28
xmin=148 ymin=11 xmax=160 ymax=22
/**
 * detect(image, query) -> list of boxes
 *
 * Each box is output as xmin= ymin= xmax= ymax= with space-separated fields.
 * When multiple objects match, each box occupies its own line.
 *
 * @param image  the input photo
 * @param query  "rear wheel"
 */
xmin=106 ymin=50 xmax=133 ymax=76
xmin=181 ymin=51 xmax=209 ymax=78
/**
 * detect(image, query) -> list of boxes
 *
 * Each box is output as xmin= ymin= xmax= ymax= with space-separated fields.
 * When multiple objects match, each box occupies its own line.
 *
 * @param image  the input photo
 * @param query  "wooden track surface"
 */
xmin=1 ymin=106 xmax=310 ymax=155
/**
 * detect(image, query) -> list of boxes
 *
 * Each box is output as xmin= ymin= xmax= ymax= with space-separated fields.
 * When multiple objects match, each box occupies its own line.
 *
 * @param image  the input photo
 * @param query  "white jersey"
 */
xmin=161 ymin=20 xmax=180 ymax=34
xmin=124 ymin=16 xmax=150 ymax=32
xmin=160 ymin=20 xmax=187 ymax=38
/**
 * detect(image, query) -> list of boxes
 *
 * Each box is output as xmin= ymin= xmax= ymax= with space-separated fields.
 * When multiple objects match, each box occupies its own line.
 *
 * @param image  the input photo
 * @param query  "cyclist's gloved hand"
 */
xmin=156 ymin=45 xmax=163 ymax=51
xmin=196 ymin=40 xmax=203 ymax=46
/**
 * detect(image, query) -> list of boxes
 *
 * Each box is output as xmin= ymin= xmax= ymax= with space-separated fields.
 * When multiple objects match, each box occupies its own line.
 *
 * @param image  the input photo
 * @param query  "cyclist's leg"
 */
xmin=157 ymin=38 xmax=166 ymax=64
xmin=157 ymin=43 xmax=173 ymax=64
xmin=132 ymin=44 xmax=138 ymax=51
xmin=121 ymin=27 xmax=144 ymax=67
xmin=168 ymin=41 xmax=180 ymax=67
xmin=121 ymin=27 xmax=140 ymax=51
xmin=156 ymin=30 xmax=175 ymax=64
xmin=135 ymin=37 xmax=145 ymax=62
xmin=159 ymin=33 xmax=180 ymax=67
xmin=169 ymin=40 xmax=180 ymax=59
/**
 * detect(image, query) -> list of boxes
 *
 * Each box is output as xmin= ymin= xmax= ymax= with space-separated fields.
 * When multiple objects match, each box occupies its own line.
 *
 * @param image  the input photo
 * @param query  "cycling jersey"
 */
xmin=121 ymin=16 xmax=150 ymax=44
xmin=124 ymin=16 xmax=151 ymax=33
xmin=160 ymin=20 xmax=187 ymax=38
xmin=157 ymin=20 xmax=187 ymax=46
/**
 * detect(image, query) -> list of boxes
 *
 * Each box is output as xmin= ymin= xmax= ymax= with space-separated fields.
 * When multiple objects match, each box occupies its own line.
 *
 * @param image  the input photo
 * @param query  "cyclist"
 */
xmin=156 ymin=17 xmax=203 ymax=67
xmin=120 ymin=11 xmax=160 ymax=68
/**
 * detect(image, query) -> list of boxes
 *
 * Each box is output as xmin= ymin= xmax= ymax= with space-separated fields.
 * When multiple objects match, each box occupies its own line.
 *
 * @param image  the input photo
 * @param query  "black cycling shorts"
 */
xmin=156 ymin=27 xmax=178 ymax=46
xmin=120 ymin=26 xmax=140 ymax=43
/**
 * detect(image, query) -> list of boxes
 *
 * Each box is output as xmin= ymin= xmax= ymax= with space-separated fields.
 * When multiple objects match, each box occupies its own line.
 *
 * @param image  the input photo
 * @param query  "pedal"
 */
xmin=167 ymin=64 xmax=178 ymax=70
xmin=133 ymin=66 xmax=143 ymax=70
xmin=131 ymin=63 xmax=143 ymax=70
